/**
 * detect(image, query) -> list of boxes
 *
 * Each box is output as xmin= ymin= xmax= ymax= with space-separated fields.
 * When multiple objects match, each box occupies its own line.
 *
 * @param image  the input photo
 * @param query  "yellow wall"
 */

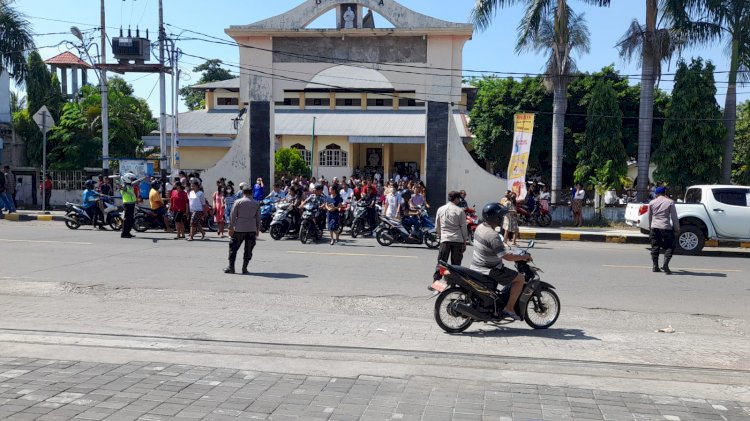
xmin=280 ymin=135 xmax=349 ymax=169
xmin=179 ymin=147 xmax=230 ymax=170
xmin=393 ymin=144 xmax=422 ymax=166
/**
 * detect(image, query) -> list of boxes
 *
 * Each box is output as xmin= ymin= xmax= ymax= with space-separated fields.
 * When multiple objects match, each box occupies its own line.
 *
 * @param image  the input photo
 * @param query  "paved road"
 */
xmin=0 ymin=220 xmax=749 ymax=412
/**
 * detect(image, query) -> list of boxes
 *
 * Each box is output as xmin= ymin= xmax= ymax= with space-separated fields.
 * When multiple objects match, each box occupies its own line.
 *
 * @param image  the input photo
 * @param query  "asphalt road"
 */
xmin=1 ymin=220 xmax=749 ymax=401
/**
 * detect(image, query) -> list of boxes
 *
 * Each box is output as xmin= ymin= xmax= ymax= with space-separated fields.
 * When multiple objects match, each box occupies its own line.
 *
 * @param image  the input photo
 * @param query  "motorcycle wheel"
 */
xmin=351 ymin=220 xmax=364 ymax=238
xmin=424 ymin=232 xmax=440 ymax=249
xmin=65 ymin=213 xmax=81 ymax=230
xmin=260 ymin=219 xmax=270 ymax=233
xmin=524 ymin=288 xmax=561 ymax=329
xmin=270 ymin=224 xmax=284 ymax=241
xmin=536 ymin=214 xmax=552 ymax=227
xmin=375 ymin=229 xmax=394 ymax=246
xmin=133 ymin=216 xmax=149 ymax=233
xmin=434 ymin=287 xmax=473 ymax=333
xmin=109 ymin=216 xmax=123 ymax=231
xmin=299 ymin=221 xmax=312 ymax=244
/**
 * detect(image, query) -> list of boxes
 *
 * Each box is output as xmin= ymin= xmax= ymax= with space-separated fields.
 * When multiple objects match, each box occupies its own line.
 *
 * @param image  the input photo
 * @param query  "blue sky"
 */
xmin=14 ymin=0 xmax=748 ymax=114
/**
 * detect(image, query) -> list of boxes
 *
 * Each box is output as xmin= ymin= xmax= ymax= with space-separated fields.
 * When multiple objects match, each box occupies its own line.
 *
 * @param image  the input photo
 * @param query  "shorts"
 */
xmin=190 ymin=211 xmax=204 ymax=228
xmin=488 ymin=266 xmax=520 ymax=287
xmin=173 ymin=211 xmax=187 ymax=224
xmin=155 ymin=207 xmax=167 ymax=217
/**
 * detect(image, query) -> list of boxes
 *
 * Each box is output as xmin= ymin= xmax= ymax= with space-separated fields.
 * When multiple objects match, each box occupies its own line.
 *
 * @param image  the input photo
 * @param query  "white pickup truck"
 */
xmin=625 ymin=184 xmax=750 ymax=254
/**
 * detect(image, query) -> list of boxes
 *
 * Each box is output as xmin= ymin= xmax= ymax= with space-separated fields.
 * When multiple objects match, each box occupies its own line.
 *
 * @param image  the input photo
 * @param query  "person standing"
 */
xmin=648 ymin=186 xmax=680 ymax=274
xmin=2 ymin=166 xmax=16 ymax=213
xmin=187 ymin=181 xmax=208 ymax=241
xmin=434 ymin=191 xmax=469 ymax=280
xmin=325 ymin=187 xmax=343 ymax=245
xmin=39 ymin=175 xmax=53 ymax=210
xmin=253 ymin=177 xmax=265 ymax=202
xmin=120 ymin=173 xmax=138 ymax=238
xmin=500 ymin=191 xmax=519 ymax=246
xmin=149 ymin=180 xmax=172 ymax=233
xmin=383 ymin=183 xmax=402 ymax=220
xmin=213 ymin=181 xmax=226 ymax=238
xmin=225 ymin=184 xmax=261 ymax=274
xmin=572 ymin=183 xmax=585 ymax=226
xmin=169 ymin=181 xmax=189 ymax=239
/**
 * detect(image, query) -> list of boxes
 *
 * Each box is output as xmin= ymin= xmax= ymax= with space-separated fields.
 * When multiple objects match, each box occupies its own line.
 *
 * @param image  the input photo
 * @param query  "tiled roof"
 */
xmin=44 ymin=52 xmax=92 ymax=68
xmin=151 ymin=109 xmax=241 ymax=136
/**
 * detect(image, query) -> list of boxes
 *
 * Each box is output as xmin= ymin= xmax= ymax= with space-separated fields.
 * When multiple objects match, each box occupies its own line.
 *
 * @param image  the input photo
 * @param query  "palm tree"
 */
xmin=617 ymin=0 xmax=687 ymax=200
xmin=471 ymin=0 xmax=611 ymax=203
xmin=10 ymin=90 xmax=25 ymax=113
xmin=0 ymin=0 xmax=35 ymax=83
xmin=681 ymin=0 xmax=750 ymax=183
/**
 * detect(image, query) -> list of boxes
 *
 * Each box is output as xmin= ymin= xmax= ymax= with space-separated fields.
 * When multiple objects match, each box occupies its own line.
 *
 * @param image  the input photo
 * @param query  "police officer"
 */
xmin=648 ymin=186 xmax=680 ymax=274
xmin=225 ymin=184 xmax=261 ymax=274
xmin=120 ymin=173 xmax=138 ymax=238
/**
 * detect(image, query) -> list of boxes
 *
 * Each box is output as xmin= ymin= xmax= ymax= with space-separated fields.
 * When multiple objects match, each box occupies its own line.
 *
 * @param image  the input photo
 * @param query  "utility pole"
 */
xmin=158 ymin=0 xmax=167 ymax=189
xmin=311 ymin=116 xmax=316 ymax=179
xmin=100 ymin=0 xmax=109 ymax=177
xmin=171 ymin=47 xmax=180 ymax=174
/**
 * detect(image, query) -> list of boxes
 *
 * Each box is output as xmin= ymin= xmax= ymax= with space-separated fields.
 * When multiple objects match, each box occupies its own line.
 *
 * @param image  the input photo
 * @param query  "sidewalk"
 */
xmin=0 ymin=357 xmax=747 ymax=421
xmin=0 ymin=210 xmax=67 ymax=222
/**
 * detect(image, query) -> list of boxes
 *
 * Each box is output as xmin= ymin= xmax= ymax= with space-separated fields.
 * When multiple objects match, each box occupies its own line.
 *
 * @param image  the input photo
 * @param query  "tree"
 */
xmin=25 ymin=51 xmax=52 ymax=116
xmin=574 ymin=80 xmax=628 ymax=189
xmin=275 ymin=148 xmax=311 ymax=179
xmin=732 ymin=100 xmax=750 ymax=184
xmin=179 ymin=59 xmax=235 ymax=111
xmin=0 ymin=0 xmax=34 ymax=83
xmin=679 ymin=0 xmax=750 ymax=182
xmin=653 ymin=58 xmax=725 ymax=193
xmin=471 ymin=0 xmax=611 ymax=203
xmin=617 ymin=0 xmax=693 ymax=200
xmin=10 ymin=91 xmax=25 ymax=114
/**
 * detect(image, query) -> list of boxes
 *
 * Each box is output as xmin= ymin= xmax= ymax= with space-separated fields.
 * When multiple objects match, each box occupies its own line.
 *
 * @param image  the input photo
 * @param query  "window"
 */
xmin=319 ymin=144 xmax=348 ymax=167
xmin=217 ymin=97 xmax=238 ymax=106
xmin=399 ymin=98 xmax=417 ymax=107
xmin=684 ymin=188 xmax=702 ymax=204
xmin=305 ymin=98 xmax=330 ymax=106
xmin=712 ymin=188 xmax=750 ymax=207
xmin=336 ymin=98 xmax=361 ymax=107
xmin=290 ymin=143 xmax=312 ymax=167
xmin=279 ymin=98 xmax=300 ymax=106
xmin=367 ymin=98 xmax=393 ymax=107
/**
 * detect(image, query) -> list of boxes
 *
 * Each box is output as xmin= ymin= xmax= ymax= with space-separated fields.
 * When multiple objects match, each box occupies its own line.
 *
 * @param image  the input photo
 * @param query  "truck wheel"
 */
xmin=677 ymin=225 xmax=704 ymax=255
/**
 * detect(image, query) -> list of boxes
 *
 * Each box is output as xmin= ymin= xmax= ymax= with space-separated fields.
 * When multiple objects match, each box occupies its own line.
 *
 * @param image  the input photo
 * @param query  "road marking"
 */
xmin=288 ymin=250 xmax=418 ymax=259
xmin=602 ymin=264 xmax=741 ymax=273
xmin=560 ymin=232 xmax=580 ymax=241
xmin=0 ymin=239 xmax=93 ymax=246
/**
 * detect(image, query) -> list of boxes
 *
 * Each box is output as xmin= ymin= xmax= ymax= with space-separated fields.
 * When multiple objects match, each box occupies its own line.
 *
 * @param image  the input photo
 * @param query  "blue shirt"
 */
xmin=253 ymin=184 xmax=264 ymax=201
xmin=82 ymin=190 xmax=99 ymax=209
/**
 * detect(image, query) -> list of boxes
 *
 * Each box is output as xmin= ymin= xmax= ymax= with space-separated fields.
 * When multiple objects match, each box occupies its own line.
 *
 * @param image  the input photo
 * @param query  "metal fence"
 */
xmin=39 ymin=170 xmax=98 ymax=191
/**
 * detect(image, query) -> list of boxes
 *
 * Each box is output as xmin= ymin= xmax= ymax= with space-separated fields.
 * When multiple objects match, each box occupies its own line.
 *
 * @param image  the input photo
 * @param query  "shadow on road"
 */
xmin=697 ymin=250 xmax=750 ymax=259
xmin=670 ymin=271 xmax=727 ymax=278
xmin=461 ymin=327 xmax=600 ymax=341
xmin=246 ymin=272 xmax=309 ymax=279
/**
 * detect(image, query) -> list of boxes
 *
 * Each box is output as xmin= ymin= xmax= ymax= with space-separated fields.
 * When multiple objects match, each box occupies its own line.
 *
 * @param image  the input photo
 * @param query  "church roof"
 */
xmin=44 ymin=52 xmax=92 ymax=68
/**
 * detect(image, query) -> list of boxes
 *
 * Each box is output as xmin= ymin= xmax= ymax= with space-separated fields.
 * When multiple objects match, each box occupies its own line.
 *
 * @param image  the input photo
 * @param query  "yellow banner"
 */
xmin=507 ymin=113 xmax=535 ymax=200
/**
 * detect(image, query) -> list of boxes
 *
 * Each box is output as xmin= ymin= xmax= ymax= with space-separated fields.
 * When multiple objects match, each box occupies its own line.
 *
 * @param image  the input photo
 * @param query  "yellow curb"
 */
xmin=3 ymin=213 xmax=20 ymax=221
xmin=560 ymin=232 xmax=580 ymax=241
xmin=705 ymin=240 xmax=719 ymax=247
xmin=519 ymin=232 xmax=536 ymax=240
xmin=605 ymin=235 xmax=627 ymax=243
xmin=36 ymin=215 xmax=54 ymax=221
xmin=741 ymin=242 xmax=750 ymax=249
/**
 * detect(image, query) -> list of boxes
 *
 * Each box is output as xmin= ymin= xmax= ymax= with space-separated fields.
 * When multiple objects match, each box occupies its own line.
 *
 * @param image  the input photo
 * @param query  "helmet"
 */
xmin=238 ymin=182 xmax=248 ymax=190
xmin=482 ymin=202 xmax=507 ymax=226
xmin=314 ymin=184 xmax=323 ymax=191
xmin=151 ymin=180 xmax=161 ymax=190
xmin=85 ymin=179 xmax=96 ymax=189
xmin=121 ymin=172 xmax=137 ymax=185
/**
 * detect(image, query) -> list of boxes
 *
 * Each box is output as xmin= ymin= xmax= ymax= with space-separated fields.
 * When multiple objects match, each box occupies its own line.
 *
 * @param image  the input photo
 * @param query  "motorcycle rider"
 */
xmin=120 ymin=173 xmax=138 ymax=238
xmin=470 ymin=203 xmax=532 ymax=321
xmin=82 ymin=179 xmax=106 ymax=230
xmin=300 ymin=184 xmax=326 ymax=231
xmin=149 ymin=180 xmax=172 ymax=233
xmin=457 ymin=190 xmax=468 ymax=209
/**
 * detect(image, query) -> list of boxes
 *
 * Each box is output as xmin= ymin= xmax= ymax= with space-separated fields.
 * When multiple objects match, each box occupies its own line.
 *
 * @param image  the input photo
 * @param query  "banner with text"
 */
xmin=507 ymin=113 xmax=535 ymax=200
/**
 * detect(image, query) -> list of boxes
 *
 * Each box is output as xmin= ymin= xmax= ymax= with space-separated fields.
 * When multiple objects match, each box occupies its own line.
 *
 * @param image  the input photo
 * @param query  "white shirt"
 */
xmin=385 ymin=194 xmax=402 ymax=218
xmin=188 ymin=190 xmax=207 ymax=212
xmin=340 ymin=188 xmax=354 ymax=203
xmin=574 ymin=189 xmax=586 ymax=200
xmin=539 ymin=192 xmax=550 ymax=200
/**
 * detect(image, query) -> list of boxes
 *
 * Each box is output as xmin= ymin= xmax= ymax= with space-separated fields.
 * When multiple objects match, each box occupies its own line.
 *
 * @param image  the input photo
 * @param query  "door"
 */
xmin=708 ymin=187 xmax=750 ymax=239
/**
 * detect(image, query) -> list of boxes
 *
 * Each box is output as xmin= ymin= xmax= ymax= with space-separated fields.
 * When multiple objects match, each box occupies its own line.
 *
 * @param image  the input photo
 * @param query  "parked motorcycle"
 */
xmin=64 ymin=197 xmax=123 ymax=231
xmin=269 ymin=202 xmax=299 ymax=240
xmin=299 ymin=201 xmax=323 ymax=244
xmin=336 ymin=202 xmax=353 ymax=235
xmin=375 ymin=206 xmax=439 ymax=249
xmin=429 ymin=241 xmax=560 ymax=333
xmin=350 ymin=200 xmax=373 ymax=238
xmin=260 ymin=198 xmax=276 ymax=233
xmin=133 ymin=205 xmax=172 ymax=232
xmin=517 ymin=204 xmax=552 ymax=227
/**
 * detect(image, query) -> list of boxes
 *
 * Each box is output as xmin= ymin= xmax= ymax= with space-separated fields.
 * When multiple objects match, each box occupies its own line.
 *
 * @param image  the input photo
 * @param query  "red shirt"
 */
xmin=170 ymin=190 xmax=189 ymax=212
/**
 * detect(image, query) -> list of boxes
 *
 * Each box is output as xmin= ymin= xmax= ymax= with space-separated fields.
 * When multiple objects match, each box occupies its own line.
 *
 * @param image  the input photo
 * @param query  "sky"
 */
xmin=13 ymin=0 xmax=749 ymax=115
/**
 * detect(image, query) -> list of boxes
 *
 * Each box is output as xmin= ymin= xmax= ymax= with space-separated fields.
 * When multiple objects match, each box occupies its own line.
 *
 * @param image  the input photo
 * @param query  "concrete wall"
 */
xmin=195 ymin=120 xmax=251 ymax=197
xmin=0 ymin=71 xmax=10 ymax=124
xmin=273 ymin=37 xmax=427 ymax=63
xmin=179 ymin=147 xmax=231 ymax=171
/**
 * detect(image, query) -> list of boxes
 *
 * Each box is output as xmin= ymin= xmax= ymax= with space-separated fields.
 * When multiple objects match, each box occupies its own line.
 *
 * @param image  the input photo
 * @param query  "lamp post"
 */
xmin=71 ymin=24 xmax=109 ymax=177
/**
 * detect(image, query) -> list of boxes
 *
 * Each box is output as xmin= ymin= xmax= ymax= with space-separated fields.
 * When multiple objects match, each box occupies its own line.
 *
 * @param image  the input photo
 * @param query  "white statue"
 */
xmin=343 ymin=6 xmax=355 ymax=29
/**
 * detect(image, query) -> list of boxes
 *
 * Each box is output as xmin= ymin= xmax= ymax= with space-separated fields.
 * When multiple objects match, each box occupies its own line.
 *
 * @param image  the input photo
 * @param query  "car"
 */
xmin=625 ymin=185 xmax=750 ymax=254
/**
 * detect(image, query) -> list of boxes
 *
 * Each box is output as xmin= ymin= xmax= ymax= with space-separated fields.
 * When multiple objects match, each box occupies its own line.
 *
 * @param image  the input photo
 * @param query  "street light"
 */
xmin=70 ymin=25 xmax=109 ymax=177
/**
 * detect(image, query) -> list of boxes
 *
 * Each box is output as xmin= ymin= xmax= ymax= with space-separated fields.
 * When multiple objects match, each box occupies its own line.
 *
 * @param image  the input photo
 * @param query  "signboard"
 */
xmin=32 ymin=106 xmax=55 ymax=133
xmin=119 ymin=159 xmax=149 ymax=179
xmin=507 ymin=113 xmax=535 ymax=200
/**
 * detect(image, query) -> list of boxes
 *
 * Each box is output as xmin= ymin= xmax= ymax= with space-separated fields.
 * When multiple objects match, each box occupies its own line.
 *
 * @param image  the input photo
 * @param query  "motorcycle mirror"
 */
xmin=527 ymin=240 xmax=535 ymax=249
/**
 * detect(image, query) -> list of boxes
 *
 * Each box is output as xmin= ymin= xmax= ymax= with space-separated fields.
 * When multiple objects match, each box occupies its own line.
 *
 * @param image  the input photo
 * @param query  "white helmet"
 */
xmin=121 ymin=172 xmax=137 ymax=185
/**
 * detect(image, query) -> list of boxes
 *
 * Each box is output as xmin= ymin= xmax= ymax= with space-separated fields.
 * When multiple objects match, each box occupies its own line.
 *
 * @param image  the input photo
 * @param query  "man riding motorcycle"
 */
xmin=470 ymin=202 xmax=532 ymax=321
xmin=82 ymin=179 xmax=106 ymax=230
xmin=300 ymin=184 xmax=326 ymax=231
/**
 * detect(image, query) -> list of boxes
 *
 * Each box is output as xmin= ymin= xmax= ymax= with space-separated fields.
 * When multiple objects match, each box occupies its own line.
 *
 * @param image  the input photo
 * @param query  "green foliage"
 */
xmin=733 ymin=100 xmax=750 ymax=184
xmin=12 ymin=109 xmax=43 ymax=166
xmin=179 ymin=59 xmax=235 ymax=111
xmin=574 ymin=80 xmax=628 ymax=189
xmin=0 ymin=0 xmax=34 ymax=83
xmin=25 ymin=51 xmax=52 ymax=116
xmin=654 ymin=58 xmax=726 ymax=191
xmin=46 ymin=77 xmax=157 ymax=170
xmin=588 ymin=160 xmax=615 ymax=219
xmin=275 ymin=148 xmax=311 ymax=179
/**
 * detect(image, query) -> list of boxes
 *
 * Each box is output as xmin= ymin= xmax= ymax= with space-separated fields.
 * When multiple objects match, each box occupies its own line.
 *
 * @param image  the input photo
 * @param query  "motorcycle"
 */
xmin=429 ymin=241 xmax=560 ymax=333
xmin=375 ymin=206 xmax=439 ymax=249
xmin=464 ymin=207 xmax=479 ymax=244
xmin=260 ymin=198 xmax=276 ymax=233
xmin=350 ymin=200 xmax=373 ymax=238
xmin=517 ymin=203 xmax=552 ymax=227
xmin=133 ymin=205 xmax=172 ymax=232
xmin=299 ymin=201 xmax=323 ymax=244
xmin=336 ymin=202 xmax=353 ymax=235
xmin=64 ymin=197 xmax=123 ymax=231
xmin=269 ymin=202 xmax=299 ymax=240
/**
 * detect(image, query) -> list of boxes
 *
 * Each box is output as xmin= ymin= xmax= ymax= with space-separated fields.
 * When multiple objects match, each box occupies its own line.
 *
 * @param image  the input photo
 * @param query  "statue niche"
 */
xmin=340 ymin=4 xmax=357 ymax=29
